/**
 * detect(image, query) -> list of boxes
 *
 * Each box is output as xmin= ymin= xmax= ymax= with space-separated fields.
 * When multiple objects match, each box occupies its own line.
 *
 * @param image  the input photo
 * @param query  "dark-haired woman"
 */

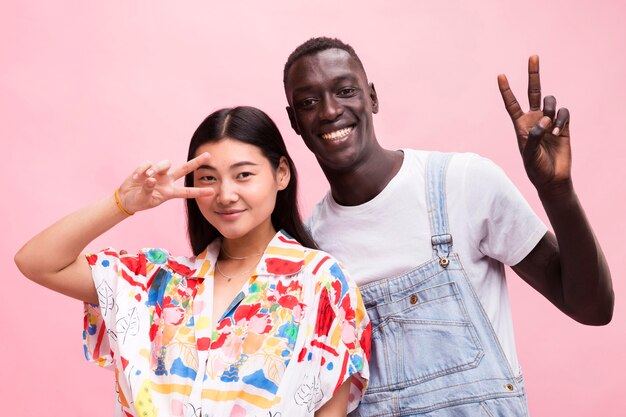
xmin=15 ymin=106 xmax=370 ymax=417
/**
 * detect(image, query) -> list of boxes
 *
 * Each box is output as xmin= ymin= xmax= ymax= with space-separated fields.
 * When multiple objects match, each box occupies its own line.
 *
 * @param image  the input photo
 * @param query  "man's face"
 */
xmin=285 ymin=48 xmax=378 ymax=172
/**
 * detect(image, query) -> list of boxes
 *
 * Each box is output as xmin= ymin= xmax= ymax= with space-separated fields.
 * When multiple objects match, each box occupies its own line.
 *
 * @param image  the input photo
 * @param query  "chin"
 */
xmin=216 ymin=228 xmax=248 ymax=240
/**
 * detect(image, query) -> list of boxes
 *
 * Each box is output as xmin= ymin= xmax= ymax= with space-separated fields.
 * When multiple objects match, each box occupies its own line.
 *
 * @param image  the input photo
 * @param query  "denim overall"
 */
xmin=351 ymin=152 xmax=529 ymax=417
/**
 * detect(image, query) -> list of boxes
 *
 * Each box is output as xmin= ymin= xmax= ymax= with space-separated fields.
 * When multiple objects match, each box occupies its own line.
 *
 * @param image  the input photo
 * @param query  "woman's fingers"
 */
xmin=171 ymin=186 xmax=215 ymax=199
xmin=134 ymin=154 xmax=210 ymax=183
xmin=141 ymin=177 xmax=157 ymax=195
xmin=121 ymin=154 xmax=214 ymax=206
xmin=132 ymin=161 xmax=154 ymax=181
xmin=171 ymin=152 xmax=211 ymax=180
xmin=152 ymin=160 xmax=172 ymax=175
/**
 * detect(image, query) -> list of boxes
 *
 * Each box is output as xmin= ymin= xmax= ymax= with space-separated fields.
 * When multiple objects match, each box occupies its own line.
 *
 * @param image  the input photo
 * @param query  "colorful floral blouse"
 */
xmin=83 ymin=230 xmax=370 ymax=417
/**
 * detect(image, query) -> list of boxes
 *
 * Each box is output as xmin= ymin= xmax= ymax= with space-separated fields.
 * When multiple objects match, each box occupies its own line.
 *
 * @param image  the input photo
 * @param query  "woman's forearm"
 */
xmin=15 ymin=193 xmax=129 ymax=301
xmin=15 ymin=155 xmax=212 ymax=303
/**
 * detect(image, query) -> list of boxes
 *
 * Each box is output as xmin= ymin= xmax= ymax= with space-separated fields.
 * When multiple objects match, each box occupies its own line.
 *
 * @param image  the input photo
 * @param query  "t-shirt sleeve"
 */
xmin=82 ymin=248 xmax=152 ymax=367
xmin=308 ymin=258 xmax=371 ymax=413
xmin=459 ymin=154 xmax=548 ymax=266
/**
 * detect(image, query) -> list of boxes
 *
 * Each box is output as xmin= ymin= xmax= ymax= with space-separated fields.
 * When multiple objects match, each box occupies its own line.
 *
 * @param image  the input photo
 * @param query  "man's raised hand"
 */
xmin=498 ymin=55 xmax=572 ymax=193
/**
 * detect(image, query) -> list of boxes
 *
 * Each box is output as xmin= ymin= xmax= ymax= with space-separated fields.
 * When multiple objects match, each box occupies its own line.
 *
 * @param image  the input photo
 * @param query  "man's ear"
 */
xmin=276 ymin=156 xmax=291 ymax=190
xmin=286 ymin=106 xmax=301 ymax=135
xmin=370 ymin=82 xmax=379 ymax=114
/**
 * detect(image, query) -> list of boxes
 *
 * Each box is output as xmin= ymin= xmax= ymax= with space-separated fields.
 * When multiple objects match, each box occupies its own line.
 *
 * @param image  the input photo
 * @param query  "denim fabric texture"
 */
xmin=350 ymin=152 xmax=529 ymax=417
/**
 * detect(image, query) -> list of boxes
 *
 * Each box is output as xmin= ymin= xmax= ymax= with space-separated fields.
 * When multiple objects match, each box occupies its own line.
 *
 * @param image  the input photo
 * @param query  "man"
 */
xmin=283 ymin=37 xmax=613 ymax=416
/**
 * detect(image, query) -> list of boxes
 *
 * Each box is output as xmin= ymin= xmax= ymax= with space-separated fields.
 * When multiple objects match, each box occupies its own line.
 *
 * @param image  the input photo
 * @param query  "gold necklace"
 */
xmin=215 ymin=259 xmax=259 ymax=282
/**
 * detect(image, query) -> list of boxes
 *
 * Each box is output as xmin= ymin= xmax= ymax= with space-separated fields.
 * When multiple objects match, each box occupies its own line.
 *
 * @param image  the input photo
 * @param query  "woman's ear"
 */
xmin=276 ymin=157 xmax=291 ymax=191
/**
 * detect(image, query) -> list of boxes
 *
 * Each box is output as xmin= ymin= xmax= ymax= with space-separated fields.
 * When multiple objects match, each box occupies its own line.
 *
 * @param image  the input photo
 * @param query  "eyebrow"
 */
xmin=197 ymin=161 xmax=260 ymax=170
xmin=292 ymin=75 xmax=359 ymax=94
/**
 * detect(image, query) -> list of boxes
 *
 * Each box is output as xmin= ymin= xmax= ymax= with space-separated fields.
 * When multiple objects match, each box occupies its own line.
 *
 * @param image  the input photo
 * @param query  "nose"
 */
xmin=216 ymin=180 xmax=239 ymax=205
xmin=320 ymin=93 xmax=343 ymax=121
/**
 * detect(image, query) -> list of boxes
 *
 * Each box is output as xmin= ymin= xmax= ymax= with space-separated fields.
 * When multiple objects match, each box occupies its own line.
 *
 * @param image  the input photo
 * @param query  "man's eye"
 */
xmin=338 ymin=88 xmax=356 ymax=96
xmin=299 ymin=98 xmax=317 ymax=108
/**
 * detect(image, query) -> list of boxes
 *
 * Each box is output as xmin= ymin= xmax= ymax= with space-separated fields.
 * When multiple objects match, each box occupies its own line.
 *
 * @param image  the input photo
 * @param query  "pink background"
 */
xmin=2 ymin=1 xmax=624 ymax=415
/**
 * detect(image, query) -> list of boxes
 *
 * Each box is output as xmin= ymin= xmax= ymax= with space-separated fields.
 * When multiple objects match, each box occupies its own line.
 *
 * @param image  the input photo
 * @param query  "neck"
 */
xmin=220 ymin=222 xmax=276 ymax=259
xmin=322 ymin=147 xmax=404 ymax=206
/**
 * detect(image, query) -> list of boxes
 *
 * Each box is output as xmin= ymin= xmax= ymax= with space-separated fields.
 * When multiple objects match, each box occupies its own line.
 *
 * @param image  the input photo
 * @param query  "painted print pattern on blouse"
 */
xmin=83 ymin=230 xmax=370 ymax=417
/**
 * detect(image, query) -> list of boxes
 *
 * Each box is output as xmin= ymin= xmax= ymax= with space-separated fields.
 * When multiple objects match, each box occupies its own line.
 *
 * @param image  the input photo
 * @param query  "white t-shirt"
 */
xmin=306 ymin=149 xmax=547 ymax=375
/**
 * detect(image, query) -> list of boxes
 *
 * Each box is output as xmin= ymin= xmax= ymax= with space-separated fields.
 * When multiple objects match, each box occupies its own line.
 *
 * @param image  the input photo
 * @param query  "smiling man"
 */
xmin=283 ymin=37 xmax=614 ymax=416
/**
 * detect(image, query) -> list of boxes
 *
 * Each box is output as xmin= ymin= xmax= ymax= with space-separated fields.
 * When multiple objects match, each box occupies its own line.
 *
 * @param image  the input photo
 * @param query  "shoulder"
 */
xmin=86 ymin=247 xmax=175 ymax=264
xmin=399 ymin=148 xmax=429 ymax=171
xmin=439 ymin=152 xmax=518 ymax=199
xmin=263 ymin=238 xmax=348 ymax=281
xmin=302 ymin=249 xmax=349 ymax=277
xmin=447 ymin=152 xmax=507 ymax=177
xmin=396 ymin=149 xmax=506 ymax=186
xmin=86 ymin=246 xmax=204 ymax=279
xmin=300 ymin=249 xmax=356 ymax=300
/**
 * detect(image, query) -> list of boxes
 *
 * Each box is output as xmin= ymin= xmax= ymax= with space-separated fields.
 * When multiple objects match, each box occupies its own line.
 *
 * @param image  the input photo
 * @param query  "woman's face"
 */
xmin=193 ymin=138 xmax=290 ymax=242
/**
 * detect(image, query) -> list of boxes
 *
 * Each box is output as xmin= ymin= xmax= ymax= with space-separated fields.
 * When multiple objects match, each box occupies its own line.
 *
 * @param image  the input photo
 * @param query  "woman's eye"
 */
xmin=198 ymin=175 xmax=216 ymax=183
xmin=236 ymin=172 xmax=253 ymax=180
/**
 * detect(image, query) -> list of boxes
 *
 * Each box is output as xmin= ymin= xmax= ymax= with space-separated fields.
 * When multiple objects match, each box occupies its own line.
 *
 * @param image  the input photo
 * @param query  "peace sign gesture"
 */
xmin=117 ymin=152 xmax=214 ymax=214
xmin=498 ymin=55 xmax=572 ymax=193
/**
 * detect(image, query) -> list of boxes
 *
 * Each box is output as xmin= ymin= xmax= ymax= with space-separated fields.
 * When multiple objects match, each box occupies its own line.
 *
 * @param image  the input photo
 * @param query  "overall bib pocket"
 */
xmin=366 ymin=280 xmax=484 ymax=392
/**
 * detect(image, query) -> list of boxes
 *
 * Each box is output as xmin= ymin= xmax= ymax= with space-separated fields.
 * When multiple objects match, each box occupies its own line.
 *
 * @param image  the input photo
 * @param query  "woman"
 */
xmin=15 ymin=106 xmax=370 ymax=417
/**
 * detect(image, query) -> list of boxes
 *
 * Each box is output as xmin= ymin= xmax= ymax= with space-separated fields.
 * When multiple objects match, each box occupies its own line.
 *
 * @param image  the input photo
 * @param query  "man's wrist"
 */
xmin=536 ymin=178 xmax=575 ymax=202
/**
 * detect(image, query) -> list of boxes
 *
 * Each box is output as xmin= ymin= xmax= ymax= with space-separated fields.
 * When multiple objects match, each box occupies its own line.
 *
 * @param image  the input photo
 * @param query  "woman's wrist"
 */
xmin=114 ymin=188 xmax=135 ymax=216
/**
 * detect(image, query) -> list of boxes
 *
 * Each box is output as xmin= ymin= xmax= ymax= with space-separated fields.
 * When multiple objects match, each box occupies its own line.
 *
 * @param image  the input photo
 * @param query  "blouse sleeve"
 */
xmin=310 ymin=258 xmax=371 ymax=413
xmin=82 ymin=248 xmax=154 ymax=367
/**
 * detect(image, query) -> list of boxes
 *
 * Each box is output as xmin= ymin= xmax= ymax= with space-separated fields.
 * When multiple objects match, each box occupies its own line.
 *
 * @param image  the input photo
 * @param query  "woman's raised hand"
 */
xmin=15 ymin=152 xmax=214 ymax=304
xmin=117 ymin=152 xmax=214 ymax=214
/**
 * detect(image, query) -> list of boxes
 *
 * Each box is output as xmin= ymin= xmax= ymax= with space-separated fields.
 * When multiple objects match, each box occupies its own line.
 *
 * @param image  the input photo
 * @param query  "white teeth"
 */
xmin=321 ymin=127 xmax=352 ymax=141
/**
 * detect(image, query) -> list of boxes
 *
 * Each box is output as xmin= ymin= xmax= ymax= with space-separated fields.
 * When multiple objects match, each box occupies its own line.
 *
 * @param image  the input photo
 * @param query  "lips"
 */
xmin=215 ymin=209 xmax=246 ymax=219
xmin=320 ymin=126 xmax=353 ymax=141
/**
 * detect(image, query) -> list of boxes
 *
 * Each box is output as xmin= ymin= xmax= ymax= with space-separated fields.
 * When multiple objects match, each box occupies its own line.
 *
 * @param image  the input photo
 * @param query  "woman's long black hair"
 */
xmin=185 ymin=106 xmax=317 ymax=255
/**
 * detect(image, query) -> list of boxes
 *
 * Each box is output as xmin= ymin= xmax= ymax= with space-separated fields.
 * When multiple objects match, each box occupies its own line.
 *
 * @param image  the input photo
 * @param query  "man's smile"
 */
xmin=320 ymin=126 xmax=353 ymax=141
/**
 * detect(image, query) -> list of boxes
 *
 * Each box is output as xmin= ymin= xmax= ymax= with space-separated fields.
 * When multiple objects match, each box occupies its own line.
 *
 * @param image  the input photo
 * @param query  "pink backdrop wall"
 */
xmin=2 ymin=1 xmax=624 ymax=415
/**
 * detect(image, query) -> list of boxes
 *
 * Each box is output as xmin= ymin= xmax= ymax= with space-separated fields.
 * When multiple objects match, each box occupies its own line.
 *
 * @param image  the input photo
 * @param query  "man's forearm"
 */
xmin=538 ymin=181 xmax=614 ymax=325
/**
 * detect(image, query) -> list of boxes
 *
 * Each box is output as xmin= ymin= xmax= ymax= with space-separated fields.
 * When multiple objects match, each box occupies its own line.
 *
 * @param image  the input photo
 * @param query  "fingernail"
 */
xmin=552 ymin=127 xmax=560 ymax=135
xmin=539 ymin=116 xmax=551 ymax=128
xmin=146 ymin=169 xmax=155 ymax=176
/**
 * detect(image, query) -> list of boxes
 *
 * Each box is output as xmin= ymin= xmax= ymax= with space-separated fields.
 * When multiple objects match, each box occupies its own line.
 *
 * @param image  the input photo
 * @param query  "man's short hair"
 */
xmin=283 ymin=37 xmax=365 ymax=85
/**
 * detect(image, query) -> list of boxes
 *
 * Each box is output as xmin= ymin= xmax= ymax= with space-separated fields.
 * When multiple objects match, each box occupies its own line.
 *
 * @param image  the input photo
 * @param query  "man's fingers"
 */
xmin=526 ymin=116 xmax=551 ymax=157
xmin=543 ymin=95 xmax=556 ymax=120
xmin=552 ymin=108 xmax=570 ymax=136
xmin=528 ymin=55 xmax=542 ymax=111
xmin=498 ymin=74 xmax=524 ymax=120
xmin=171 ymin=152 xmax=211 ymax=180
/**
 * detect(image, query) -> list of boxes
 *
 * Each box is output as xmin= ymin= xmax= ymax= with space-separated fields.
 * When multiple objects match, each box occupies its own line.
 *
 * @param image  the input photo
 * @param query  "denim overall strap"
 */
xmin=426 ymin=152 xmax=453 ymax=266
xmin=352 ymin=151 xmax=529 ymax=417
